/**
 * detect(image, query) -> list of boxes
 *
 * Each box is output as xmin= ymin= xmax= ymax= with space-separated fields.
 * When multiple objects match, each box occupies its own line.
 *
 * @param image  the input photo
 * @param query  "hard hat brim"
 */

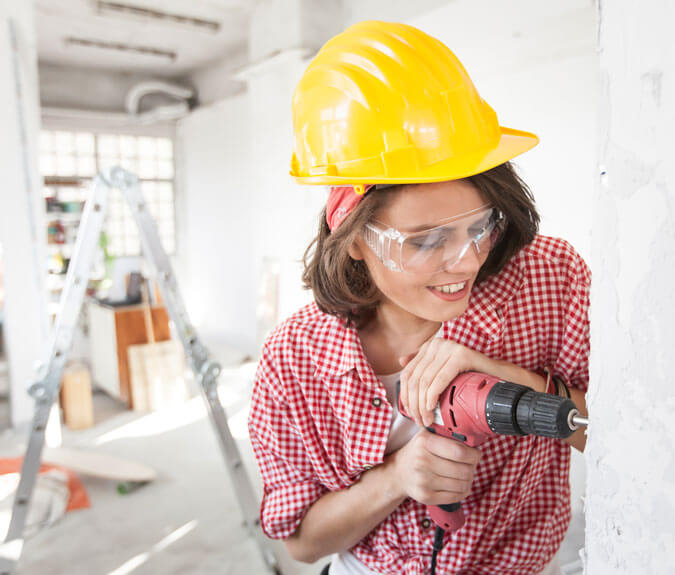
xmin=291 ymin=126 xmax=539 ymax=185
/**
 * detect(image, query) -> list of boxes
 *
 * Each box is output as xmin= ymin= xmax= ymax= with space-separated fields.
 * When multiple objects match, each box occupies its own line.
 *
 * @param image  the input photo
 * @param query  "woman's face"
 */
xmin=351 ymin=179 xmax=491 ymax=324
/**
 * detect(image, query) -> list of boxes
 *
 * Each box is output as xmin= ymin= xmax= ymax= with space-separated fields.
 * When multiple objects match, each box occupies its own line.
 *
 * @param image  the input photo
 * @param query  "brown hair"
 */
xmin=302 ymin=161 xmax=539 ymax=328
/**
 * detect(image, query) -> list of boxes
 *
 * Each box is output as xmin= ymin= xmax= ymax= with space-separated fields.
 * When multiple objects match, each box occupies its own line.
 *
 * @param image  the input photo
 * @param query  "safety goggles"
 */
xmin=362 ymin=205 xmax=504 ymax=274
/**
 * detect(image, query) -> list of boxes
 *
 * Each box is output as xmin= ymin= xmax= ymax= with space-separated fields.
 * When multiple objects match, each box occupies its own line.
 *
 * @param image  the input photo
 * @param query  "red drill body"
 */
xmin=398 ymin=371 xmax=585 ymax=532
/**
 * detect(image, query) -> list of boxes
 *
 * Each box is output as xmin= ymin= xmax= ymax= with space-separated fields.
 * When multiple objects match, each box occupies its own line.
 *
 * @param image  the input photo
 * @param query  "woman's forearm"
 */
xmin=285 ymin=456 xmax=406 ymax=563
xmin=563 ymin=386 xmax=587 ymax=452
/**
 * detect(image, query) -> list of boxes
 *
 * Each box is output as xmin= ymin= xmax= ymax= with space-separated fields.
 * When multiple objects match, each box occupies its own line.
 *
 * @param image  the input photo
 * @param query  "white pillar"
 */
xmin=585 ymin=1 xmax=675 ymax=573
xmin=0 ymin=2 xmax=50 ymax=427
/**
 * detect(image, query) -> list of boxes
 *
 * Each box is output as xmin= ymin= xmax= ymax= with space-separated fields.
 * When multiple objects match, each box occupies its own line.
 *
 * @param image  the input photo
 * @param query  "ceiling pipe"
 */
xmin=125 ymin=81 xmax=197 ymax=124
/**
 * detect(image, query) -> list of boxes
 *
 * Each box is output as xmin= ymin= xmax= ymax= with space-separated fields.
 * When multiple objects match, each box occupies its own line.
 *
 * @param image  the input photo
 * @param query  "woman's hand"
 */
xmin=388 ymin=429 xmax=481 ymax=505
xmin=399 ymin=338 xmax=549 ymax=428
xmin=399 ymin=339 xmax=493 ymax=428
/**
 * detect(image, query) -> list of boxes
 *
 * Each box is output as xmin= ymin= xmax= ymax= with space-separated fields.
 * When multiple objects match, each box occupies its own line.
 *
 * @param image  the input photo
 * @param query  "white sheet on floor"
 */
xmin=0 ymin=469 xmax=70 ymax=540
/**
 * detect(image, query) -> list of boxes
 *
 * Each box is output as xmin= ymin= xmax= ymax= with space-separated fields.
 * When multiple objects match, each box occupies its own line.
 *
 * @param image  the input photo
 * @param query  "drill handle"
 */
xmin=396 ymin=378 xmax=472 ymax=531
xmin=429 ymin=502 xmax=465 ymax=532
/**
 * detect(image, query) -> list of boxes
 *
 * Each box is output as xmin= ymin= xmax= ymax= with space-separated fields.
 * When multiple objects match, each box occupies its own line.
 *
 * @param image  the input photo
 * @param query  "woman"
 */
xmin=248 ymin=21 xmax=589 ymax=575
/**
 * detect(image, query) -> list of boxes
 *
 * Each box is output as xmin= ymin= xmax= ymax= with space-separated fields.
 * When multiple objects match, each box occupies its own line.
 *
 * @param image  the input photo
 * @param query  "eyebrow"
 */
xmin=406 ymin=222 xmax=455 ymax=233
xmin=388 ymin=207 xmax=493 ymax=234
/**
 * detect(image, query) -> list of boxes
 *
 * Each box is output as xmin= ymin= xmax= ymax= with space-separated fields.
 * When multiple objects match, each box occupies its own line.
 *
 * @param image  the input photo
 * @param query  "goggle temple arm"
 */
xmin=363 ymin=223 xmax=402 ymax=271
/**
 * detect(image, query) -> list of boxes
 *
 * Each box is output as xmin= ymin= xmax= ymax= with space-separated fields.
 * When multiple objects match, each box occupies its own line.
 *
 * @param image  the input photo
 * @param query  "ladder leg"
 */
xmin=116 ymin=167 xmax=283 ymax=573
xmin=199 ymin=364 xmax=281 ymax=574
xmin=0 ymin=398 xmax=52 ymax=575
xmin=1 ymin=173 xmax=109 ymax=573
xmin=3 ymin=168 xmax=283 ymax=573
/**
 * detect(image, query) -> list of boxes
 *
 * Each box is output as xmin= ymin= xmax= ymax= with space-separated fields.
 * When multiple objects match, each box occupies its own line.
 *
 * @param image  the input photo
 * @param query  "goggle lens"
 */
xmin=363 ymin=206 xmax=503 ymax=274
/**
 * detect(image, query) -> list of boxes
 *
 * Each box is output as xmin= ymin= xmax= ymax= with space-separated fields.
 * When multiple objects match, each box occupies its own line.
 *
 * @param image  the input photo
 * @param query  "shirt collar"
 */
xmin=444 ymin=256 xmax=524 ymax=341
xmin=313 ymin=315 xmax=365 ymax=380
xmin=312 ymin=315 xmax=384 ymax=390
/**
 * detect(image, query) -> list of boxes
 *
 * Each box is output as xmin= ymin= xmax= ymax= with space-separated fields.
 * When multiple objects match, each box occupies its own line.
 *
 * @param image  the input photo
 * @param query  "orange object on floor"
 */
xmin=0 ymin=457 xmax=90 ymax=511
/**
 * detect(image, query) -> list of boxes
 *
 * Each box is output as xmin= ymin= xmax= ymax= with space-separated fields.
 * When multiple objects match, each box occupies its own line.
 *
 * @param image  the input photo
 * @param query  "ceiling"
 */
xmin=33 ymin=0 xmax=457 ymax=112
xmin=35 ymin=0 xmax=254 ymax=77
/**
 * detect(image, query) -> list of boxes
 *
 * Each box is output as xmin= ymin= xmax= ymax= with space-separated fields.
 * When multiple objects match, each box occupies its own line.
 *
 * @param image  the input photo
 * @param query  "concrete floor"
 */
xmin=0 ymin=362 xmax=584 ymax=575
xmin=0 ymin=362 xmax=319 ymax=575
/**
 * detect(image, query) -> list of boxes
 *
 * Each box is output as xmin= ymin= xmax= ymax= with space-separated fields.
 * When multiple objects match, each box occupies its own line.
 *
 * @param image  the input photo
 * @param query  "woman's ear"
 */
xmin=348 ymin=238 xmax=364 ymax=261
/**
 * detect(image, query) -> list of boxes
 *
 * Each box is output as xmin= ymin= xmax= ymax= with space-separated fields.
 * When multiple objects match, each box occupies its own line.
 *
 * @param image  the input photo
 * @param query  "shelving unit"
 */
xmin=43 ymin=175 xmax=103 ymax=315
xmin=39 ymin=130 xmax=177 ymax=315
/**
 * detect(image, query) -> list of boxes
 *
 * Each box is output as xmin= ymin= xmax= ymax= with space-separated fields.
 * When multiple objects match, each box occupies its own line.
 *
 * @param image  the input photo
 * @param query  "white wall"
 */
xmin=177 ymin=2 xmax=337 ymax=358
xmin=585 ymin=1 xmax=675 ymax=573
xmin=0 ymin=2 xmax=50 ymax=426
xmin=177 ymin=54 xmax=327 ymax=356
xmin=176 ymin=94 xmax=259 ymax=355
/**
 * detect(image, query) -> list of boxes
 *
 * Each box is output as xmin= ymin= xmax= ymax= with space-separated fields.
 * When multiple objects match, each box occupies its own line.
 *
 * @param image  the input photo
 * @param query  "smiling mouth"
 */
xmin=429 ymin=280 xmax=468 ymax=295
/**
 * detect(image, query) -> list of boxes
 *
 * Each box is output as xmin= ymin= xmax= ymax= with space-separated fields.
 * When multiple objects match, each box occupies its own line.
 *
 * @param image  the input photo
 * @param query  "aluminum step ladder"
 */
xmin=0 ymin=167 xmax=280 ymax=574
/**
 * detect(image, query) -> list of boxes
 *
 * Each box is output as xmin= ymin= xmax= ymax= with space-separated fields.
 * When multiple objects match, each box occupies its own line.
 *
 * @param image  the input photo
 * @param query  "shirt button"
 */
xmin=421 ymin=518 xmax=432 ymax=529
xmin=371 ymin=397 xmax=383 ymax=408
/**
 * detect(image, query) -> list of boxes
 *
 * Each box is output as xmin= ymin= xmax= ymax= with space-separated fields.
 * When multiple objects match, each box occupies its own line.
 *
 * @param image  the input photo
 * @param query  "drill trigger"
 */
xmin=451 ymin=431 xmax=468 ymax=442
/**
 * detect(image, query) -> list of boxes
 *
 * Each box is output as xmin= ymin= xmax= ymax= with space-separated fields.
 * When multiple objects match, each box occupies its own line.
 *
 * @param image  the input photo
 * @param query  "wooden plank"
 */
xmin=114 ymin=306 xmax=170 ymax=408
xmin=128 ymin=340 xmax=186 ymax=412
xmin=60 ymin=363 xmax=94 ymax=430
xmin=42 ymin=447 xmax=157 ymax=482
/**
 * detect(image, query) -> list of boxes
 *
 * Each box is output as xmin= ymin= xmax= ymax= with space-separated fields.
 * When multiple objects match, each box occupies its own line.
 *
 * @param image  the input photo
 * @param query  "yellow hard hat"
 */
xmin=290 ymin=21 xmax=538 ymax=185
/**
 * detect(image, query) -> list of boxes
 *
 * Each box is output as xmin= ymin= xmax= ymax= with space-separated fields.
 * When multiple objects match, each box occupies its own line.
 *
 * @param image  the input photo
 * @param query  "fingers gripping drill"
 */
xmin=397 ymin=372 xmax=588 ymax=573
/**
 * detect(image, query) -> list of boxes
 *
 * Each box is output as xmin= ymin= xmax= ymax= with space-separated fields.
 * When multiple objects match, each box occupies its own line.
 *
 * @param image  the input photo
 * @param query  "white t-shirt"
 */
xmin=379 ymin=371 xmax=420 ymax=455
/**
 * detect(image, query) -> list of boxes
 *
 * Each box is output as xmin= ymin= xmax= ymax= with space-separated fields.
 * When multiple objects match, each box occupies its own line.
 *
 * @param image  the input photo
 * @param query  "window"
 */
xmin=40 ymin=130 xmax=176 ymax=256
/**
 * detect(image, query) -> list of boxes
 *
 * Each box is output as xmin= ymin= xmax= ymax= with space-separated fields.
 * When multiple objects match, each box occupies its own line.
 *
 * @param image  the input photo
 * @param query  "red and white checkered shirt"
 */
xmin=248 ymin=235 xmax=591 ymax=575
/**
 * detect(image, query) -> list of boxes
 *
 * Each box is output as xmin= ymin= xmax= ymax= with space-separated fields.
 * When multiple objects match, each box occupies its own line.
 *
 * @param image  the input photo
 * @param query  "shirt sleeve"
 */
xmin=553 ymin=247 xmax=592 ymax=392
xmin=248 ymin=339 xmax=328 ymax=539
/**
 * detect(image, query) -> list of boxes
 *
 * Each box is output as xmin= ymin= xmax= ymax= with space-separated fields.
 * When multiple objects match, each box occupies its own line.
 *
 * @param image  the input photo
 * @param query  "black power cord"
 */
xmin=430 ymin=526 xmax=446 ymax=575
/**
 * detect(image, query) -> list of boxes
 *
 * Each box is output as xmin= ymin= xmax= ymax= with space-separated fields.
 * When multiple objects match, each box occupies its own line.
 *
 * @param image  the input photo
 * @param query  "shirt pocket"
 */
xmin=320 ymin=371 xmax=392 ymax=479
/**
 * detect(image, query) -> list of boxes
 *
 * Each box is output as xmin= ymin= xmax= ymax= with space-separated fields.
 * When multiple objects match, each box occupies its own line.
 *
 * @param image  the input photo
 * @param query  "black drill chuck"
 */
xmin=485 ymin=381 xmax=578 ymax=439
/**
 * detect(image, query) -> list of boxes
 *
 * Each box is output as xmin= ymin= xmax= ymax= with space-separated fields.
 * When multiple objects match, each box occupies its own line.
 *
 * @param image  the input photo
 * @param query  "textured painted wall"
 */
xmin=585 ymin=1 xmax=675 ymax=573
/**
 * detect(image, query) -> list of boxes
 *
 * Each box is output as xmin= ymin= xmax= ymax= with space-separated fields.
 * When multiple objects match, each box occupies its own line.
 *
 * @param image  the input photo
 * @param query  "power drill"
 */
xmin=397 ymin=371 xmax=588 ymax=574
